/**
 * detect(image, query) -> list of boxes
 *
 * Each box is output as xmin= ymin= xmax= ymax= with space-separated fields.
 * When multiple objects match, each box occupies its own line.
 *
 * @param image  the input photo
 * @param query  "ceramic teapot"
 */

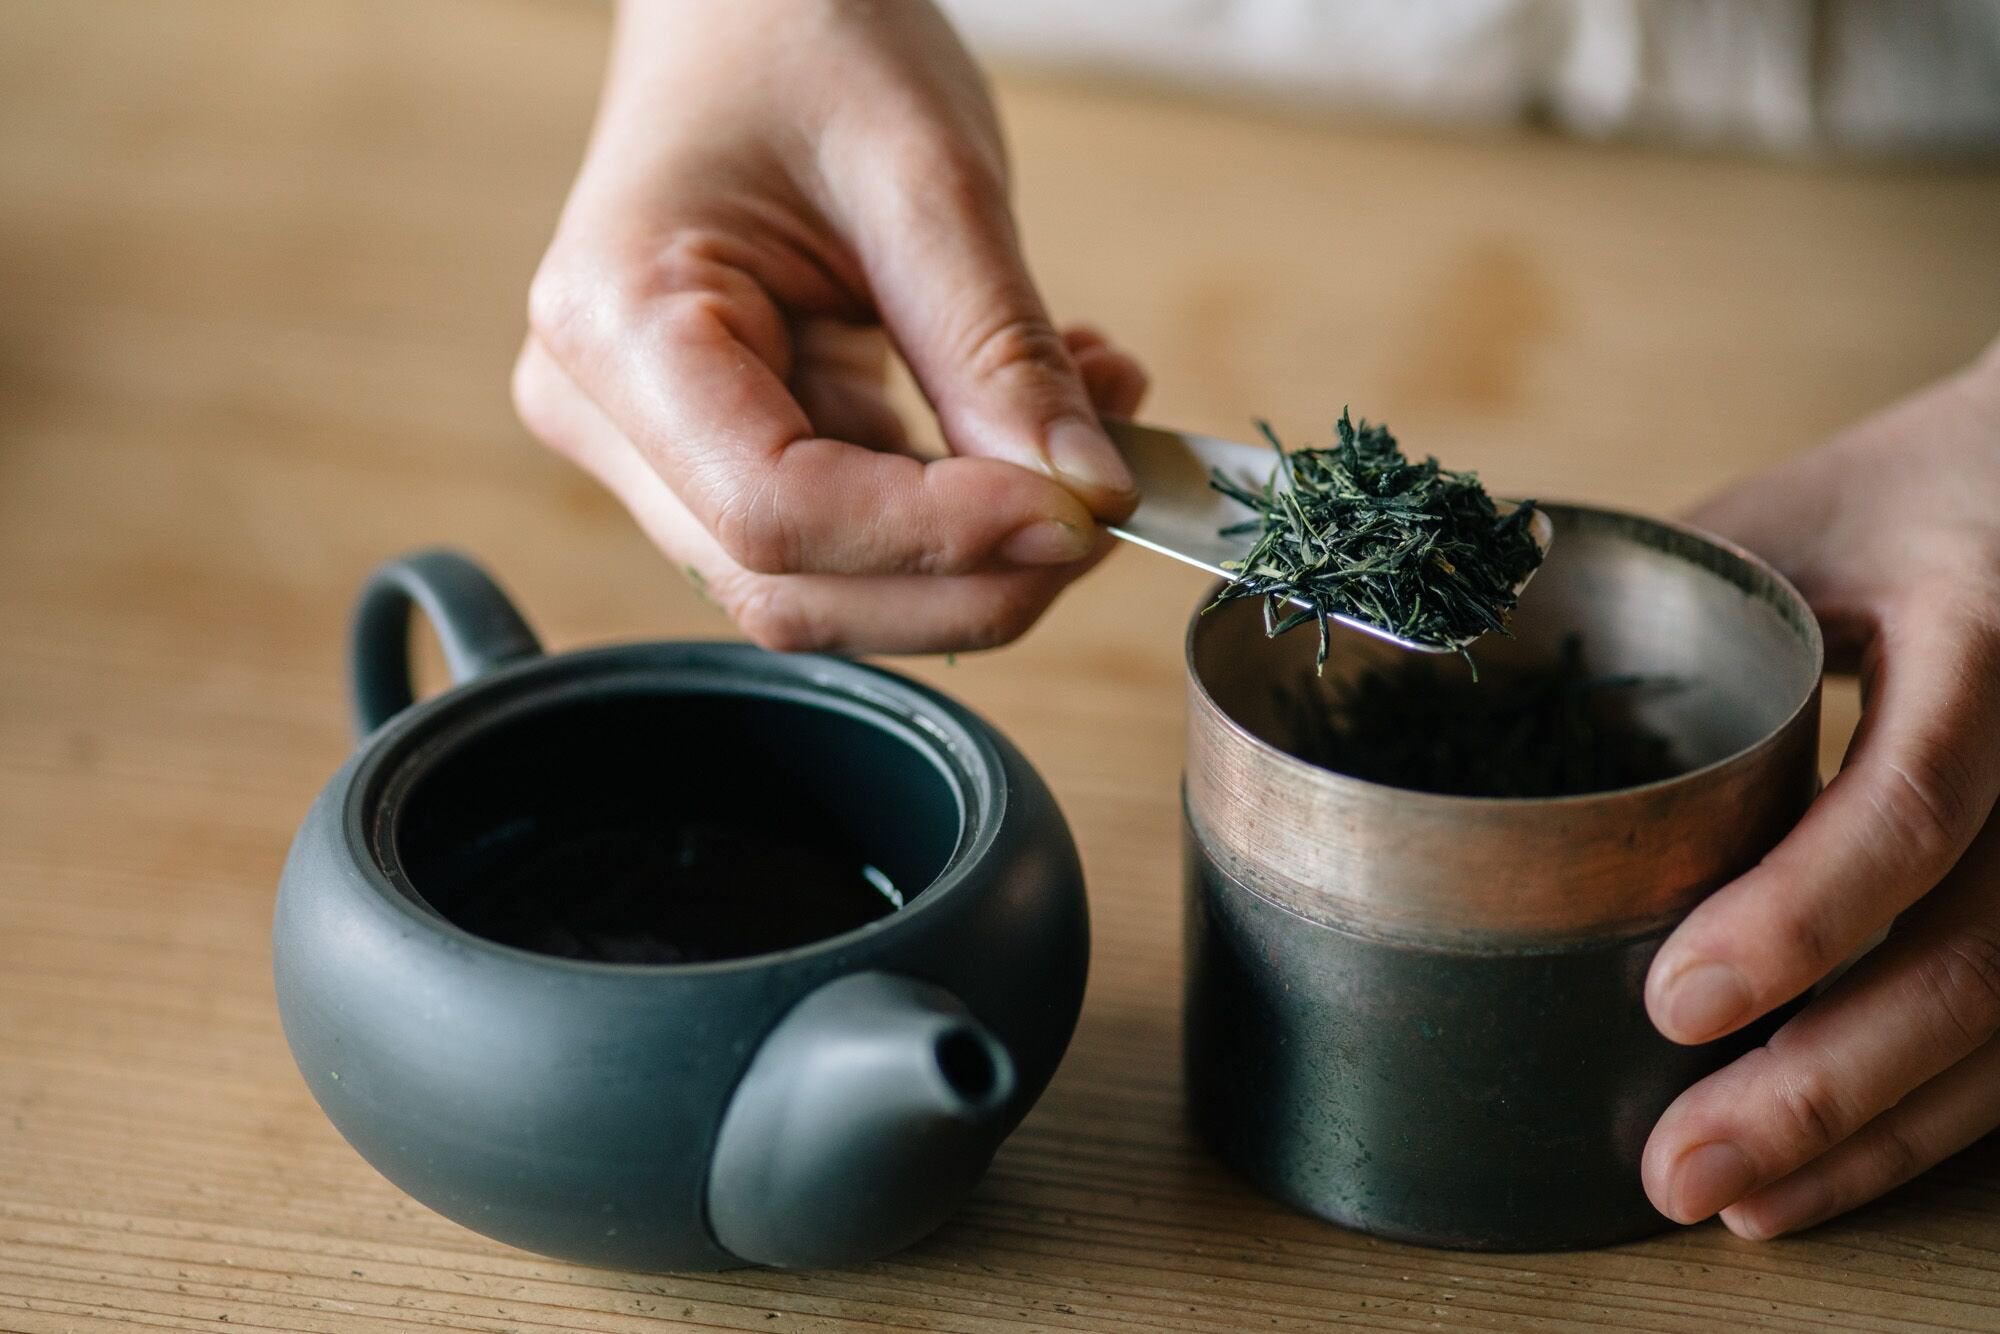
xmin=272 ymin=550 xmax=1089 ymax=1271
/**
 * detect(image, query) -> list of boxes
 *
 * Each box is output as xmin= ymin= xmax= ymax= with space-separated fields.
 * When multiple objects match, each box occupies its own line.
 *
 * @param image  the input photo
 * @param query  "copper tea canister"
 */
xmin=1182 ymin=503 xmax=1824 ymax=1250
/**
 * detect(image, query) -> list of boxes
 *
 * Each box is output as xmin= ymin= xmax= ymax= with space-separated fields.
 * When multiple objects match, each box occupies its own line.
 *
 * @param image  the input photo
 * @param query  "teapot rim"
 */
xmin=336 ymin=639 xmax=1012 ymax=977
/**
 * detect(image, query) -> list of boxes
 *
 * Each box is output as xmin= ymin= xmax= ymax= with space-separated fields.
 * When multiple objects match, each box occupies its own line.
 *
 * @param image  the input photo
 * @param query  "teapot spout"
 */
xmin=705 ymin=972 xmax=1017 ymax=1269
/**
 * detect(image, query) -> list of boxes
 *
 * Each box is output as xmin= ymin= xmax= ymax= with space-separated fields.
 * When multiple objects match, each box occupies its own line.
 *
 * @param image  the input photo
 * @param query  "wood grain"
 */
xmin=4 ymin=2 xmax=1999 ymax=1329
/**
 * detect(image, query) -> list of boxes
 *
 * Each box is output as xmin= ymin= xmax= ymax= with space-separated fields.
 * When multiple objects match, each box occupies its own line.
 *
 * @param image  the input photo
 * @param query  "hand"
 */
xmin=513 ymin=0 xmax=1146 ymax=654
xmin=1642 ymin=339 xmax=2000 ymax=1238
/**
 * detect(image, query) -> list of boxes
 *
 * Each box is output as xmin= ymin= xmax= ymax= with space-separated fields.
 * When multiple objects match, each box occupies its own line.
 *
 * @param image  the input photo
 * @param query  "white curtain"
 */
xmin=936 ymin=0 xmax=2000 ymax=155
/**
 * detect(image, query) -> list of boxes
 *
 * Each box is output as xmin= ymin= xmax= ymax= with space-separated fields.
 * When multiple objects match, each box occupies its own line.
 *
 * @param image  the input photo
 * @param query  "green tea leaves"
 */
xmin=1284 ymin=635 xmax=1682 ymax=798
xmin=1207 ymin=410 xmax=1544 ymax=666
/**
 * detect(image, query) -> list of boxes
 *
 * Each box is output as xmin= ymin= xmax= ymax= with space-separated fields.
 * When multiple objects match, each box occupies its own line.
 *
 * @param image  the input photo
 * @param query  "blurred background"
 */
xmin=4 ymin=2 xmax=2000 ymax=1327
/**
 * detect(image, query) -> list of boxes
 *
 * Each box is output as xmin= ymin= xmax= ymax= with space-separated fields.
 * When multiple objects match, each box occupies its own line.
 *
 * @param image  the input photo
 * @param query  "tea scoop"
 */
xmin=1100 ymin=417 xmax=1554 ymax=654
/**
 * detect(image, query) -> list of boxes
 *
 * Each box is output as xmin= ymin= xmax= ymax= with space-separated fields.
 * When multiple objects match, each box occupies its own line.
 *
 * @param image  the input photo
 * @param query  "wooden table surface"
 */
xmin=6 ymin=3 xmax=2000 ymax=1330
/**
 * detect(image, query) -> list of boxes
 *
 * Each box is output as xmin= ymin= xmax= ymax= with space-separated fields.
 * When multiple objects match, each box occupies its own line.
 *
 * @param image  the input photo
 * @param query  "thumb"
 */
xmin=855 ymin=154 xmax=1137 ymax=522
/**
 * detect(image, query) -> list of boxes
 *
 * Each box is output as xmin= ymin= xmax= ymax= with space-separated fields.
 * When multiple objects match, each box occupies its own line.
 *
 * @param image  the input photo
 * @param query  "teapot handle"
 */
xmin=349 ymin=548 xmax=543 ymax=739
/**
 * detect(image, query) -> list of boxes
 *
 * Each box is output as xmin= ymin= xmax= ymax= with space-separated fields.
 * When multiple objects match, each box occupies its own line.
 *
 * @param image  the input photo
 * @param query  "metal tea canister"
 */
xmin=1181 ymin=503 xmax=1824 ymax=1250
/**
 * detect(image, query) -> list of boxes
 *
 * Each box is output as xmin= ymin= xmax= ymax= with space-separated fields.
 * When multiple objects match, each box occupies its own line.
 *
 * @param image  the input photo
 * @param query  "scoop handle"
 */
xmin=348 ymin=548 xmax=543 ymax=739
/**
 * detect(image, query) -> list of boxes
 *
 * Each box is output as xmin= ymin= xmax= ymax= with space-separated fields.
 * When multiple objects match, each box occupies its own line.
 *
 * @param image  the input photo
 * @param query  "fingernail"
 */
xmin=1046 ymin=416 xmax=1135 ymax=499
xmin=1000 ymin=519 xmax=1092 ymax=566
xmin=1671 ymin=1141 xmax=1757 ymax=1223
xmin=1661 ymin=961 xmax=1752 ymax=1042
xmin=1726 ymin=1173 xmax=1829 ymax=1241
xmin=1720 ymin=1204 xmax=1772 ymax=1242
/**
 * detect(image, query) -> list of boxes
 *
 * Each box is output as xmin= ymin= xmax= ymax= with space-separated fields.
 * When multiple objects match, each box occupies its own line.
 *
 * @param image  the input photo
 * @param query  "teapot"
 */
xmin=272 ymin=550 xmax=1089 ymax=1271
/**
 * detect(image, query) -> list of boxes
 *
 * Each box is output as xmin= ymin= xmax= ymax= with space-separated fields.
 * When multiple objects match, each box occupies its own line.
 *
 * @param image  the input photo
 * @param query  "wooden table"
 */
xmin=6 ymin=3 xmax=2000 ymax=1329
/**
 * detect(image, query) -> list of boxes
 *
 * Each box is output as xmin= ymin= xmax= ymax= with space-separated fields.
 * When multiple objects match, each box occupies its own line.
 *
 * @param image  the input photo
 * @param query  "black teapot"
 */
xmin=273 ymin=551 xmax=1088 ymax=1271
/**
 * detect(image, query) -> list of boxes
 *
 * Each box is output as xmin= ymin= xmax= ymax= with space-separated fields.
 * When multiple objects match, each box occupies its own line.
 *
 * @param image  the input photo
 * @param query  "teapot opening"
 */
xmin=374 ymin=685 xmax=966 ymax=965
xmin=935 ymin=1027 xmax=1002 ymax=1104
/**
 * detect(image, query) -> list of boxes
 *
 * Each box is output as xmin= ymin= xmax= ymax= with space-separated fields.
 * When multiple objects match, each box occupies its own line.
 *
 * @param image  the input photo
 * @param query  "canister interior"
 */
xmin=1193 ymin=504 xmax=1821 ymax=789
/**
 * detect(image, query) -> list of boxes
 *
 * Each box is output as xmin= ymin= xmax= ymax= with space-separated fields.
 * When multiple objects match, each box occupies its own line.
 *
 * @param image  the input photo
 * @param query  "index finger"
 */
xmin=529 ymin=240 xmax=1101 ymax=578
xmin=1646 ymin=608 xmax=2000 ymax=1045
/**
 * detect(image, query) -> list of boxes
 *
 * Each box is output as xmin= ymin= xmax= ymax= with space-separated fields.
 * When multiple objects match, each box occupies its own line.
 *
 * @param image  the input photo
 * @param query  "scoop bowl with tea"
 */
xmin=1103 ymin=416 xmax=1555 ymax=655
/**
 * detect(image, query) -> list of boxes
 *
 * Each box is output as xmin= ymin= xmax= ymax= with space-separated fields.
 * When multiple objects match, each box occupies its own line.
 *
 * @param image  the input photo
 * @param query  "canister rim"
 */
xmin=1182 ymin=501 xmax=1826 ymax=946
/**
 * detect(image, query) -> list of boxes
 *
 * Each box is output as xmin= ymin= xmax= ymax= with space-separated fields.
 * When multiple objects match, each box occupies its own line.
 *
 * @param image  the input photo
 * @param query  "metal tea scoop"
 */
xmin=1101 ymin=417 xmax=1555 ymax=654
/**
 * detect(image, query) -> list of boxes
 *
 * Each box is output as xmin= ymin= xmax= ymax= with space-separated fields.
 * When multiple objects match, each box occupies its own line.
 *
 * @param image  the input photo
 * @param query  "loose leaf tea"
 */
xmin=1283 ymin=635 xmax=1681 ymax=798
xmin=1206 ymin=410 xmax=1544 ymax=665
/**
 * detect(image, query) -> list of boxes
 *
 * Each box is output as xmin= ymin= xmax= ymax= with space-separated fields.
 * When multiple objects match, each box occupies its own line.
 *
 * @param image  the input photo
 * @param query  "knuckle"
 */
xmin=1771 ymin=902 xmax=1841 ymax=981
xmin=630 ymin=229 xmax=737 ymax=298
xmin=529 ymin=232 xmax=743 ymax=357
xmin=1862 ymin=1117 xmax=1927 ymax=1191
xmin=630 ymin=232 xmax=787 ymax=364
xmin=963 ymin=314 xmax=1071 ymax=385
xmin=1912 ymin=924 xmax=2000 ymax=1051
xmin=895 ymin=136 xmax=1006 ymax=216
xmin=647 ymin=288 xmax=739 ymax=352
xmin=1769 ymin=1067 xmax=1855 ymax=1155
xmin=708 ymin=475 xmax=800 ymax=576
xmin=904 ymin=477 xmax=968 ymax=577
xmin=525 ymin=252 xmax=600 ymax=358
xmin=1877 ymin=737 xmax=1982 ymax=868
xmin=630 ymin=234 xmax=748 ymax=346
